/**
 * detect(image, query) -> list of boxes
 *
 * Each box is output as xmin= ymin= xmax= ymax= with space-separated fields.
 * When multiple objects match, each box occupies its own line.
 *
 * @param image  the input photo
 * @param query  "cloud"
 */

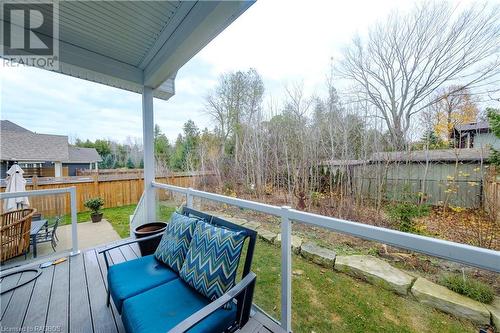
xmin=2 ymin=0 xmax=474 ymax=144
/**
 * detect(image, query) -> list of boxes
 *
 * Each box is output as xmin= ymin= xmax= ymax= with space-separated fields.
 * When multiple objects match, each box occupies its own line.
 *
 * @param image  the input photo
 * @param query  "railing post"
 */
xmin=280 ymin=206 xmax=292 ymax=332
xmin=186 ymin=187 xmax=193 ymax=208
xmin=69 ymin=186 xmax=79 ymax=256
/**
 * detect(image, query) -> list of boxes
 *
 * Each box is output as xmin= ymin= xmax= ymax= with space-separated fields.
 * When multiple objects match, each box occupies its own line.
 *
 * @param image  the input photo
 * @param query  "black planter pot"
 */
xmin=91 ymin=212 xmax=103 ymax=223
xmin=133 ymin=222 xmax=167 ymax=256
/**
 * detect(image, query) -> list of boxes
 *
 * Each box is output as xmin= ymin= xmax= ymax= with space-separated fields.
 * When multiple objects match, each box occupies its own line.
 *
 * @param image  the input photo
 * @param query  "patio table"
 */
xmin=30 ymin=219 xmax=48 ymax=258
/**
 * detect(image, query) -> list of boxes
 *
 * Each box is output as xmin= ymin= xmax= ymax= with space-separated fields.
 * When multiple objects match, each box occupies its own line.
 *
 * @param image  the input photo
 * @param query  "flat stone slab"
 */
xmin=242 ymin=221 xmax=262 ymax=230
xmin=411 ymin=278 xmax=490 ymax=324
xmin=202 ymin=211 xmax=231 ymax=219
xmin=486 ymin=296 xmax=500 ymax=328
xmin=258 ymin=229 xmax=277 ymax=243
xmin=224 ymin=217 xmax=249 ymax=226
xmin=274 ymin=234 xmax=303 ymax=254
xmin=335 ymin=255 xmax=414 ymax=295
xmin=301 ymin=242 xmax=336 ymax=268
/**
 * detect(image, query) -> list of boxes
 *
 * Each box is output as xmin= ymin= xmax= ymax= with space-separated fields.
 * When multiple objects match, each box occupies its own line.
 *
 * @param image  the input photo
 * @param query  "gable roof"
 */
xmin=1 ymin=121 xmax=101 ymax=163
xmin=371 ymin=148 xmax=490 ymax=163
xmin=0 ymin=130 xmax=69 ymax=161
xmin=454 ymin=121 xmax=490 ymax=133
xmin=67 ymin=146 xmax=102 ymax=163
xmin=0 ymin=120 xmax=32 ymax=133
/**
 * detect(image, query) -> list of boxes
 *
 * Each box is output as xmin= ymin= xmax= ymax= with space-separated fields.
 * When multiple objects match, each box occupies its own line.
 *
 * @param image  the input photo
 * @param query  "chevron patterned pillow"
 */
xmin=179 ymin=221 xmax=246 ymax=307
xmin=154 ymin=212 xmax=199 ymax=272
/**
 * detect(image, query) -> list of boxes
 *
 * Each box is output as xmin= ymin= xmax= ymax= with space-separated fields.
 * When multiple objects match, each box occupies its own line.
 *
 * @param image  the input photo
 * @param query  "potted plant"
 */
xmin=84 ymin=197 xmax=105 ymax=223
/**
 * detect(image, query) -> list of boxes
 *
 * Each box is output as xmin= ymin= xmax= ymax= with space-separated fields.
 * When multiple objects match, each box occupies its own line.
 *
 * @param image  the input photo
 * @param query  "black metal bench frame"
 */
xmin=99 ymin=206 xmax=258 ymax=333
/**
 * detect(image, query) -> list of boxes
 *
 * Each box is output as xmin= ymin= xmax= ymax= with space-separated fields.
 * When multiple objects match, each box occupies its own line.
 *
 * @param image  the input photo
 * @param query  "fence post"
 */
xmin=93 ymin=173 xmax=99 ymax=196
xmin=280 ymin=206 xmax=292 ymax=332
xmin=69 ymin=186 xmax=79 ymax=256
xmin=32 ymin=175 xmax=38 ymax=190
xmin=186 ymin=187 xmax=193 ymax=208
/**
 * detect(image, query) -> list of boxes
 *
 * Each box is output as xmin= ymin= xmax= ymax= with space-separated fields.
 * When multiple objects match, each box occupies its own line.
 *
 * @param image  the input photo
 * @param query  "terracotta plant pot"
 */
xmin=133 ymin=222 xmax=168 ymax=256
xmin=91 ymin=212 xmax=103 ymax=223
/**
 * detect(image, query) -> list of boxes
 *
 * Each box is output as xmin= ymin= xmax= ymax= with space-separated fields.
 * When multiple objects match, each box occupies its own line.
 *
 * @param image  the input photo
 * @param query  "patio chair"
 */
xmin=31 ymin=217 xmax=60 ymax=251
xmin=1 ymin=208 xmax=36 ymax=262
xmin=100 ymin=207 xmax=257 ymax=333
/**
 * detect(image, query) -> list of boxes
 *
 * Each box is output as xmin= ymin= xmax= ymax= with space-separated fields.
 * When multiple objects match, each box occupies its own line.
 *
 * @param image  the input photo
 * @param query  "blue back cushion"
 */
xmin=154 ymin=212 xmax=199 ymax=272
xmin=179 ymin=221 xmax=246 ymax=306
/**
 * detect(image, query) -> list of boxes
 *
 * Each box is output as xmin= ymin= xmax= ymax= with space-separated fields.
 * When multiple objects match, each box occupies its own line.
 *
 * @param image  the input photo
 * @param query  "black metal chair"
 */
xmin=32 ymin=217 xmax=60 ymax=251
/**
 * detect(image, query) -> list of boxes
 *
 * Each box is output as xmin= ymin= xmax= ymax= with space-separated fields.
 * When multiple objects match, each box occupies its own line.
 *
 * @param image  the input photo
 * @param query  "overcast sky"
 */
xmin=0 ymin=0 xmax=481 ymax=143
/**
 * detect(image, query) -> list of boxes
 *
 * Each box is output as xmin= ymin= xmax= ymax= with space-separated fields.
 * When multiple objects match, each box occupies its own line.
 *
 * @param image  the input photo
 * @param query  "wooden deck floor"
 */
xmin=0 ymin=244 xmax=283 ymax=333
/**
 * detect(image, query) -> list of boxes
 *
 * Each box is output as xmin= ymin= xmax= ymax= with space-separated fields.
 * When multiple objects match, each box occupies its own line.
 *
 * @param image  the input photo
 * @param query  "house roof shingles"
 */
xmin=67 ymin=146 xmax=102 ymax=163
xmin=370 ymin=148 xmax=490 ymax=162
xmin=0 ymin=121 xmax=101 ymax=163
xmin=454 ymin=121 xmax=490 ymax=132
xmin=0 ymin=120 xmax=32 ymax=133
xmin=322 ymin=148 xmax=491 ymax=166
xmin=1 ymin=130 xmax=69 ymax=161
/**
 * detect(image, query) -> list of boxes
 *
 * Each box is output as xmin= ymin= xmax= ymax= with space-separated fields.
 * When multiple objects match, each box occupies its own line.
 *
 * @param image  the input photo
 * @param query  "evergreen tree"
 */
xmin=126 ymin=157 xmax=135 ymax=169
xmin=487 ymin=108 xmax=500 ymax=166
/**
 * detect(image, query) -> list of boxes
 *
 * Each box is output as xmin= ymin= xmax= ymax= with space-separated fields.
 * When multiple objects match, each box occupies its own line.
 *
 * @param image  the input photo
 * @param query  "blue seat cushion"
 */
xmin=154 ymin=212 xmax=199 ymax=272
xmin=122 ymin=279 xmax=237 ymax=333
xmin=108 ymin=255 xmax=178 ymax=313
xmin=179 ymin=221 xmax=246 ymax=309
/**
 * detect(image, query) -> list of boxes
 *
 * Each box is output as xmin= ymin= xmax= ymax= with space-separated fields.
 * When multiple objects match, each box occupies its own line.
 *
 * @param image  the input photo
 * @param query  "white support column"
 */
xmin=142 ymin=86 xmax=156 ymax=223
xmin=54 ymin=161 xmax=62 ymax=177
xmin=280 ymin=206 xmax=292 ymax=332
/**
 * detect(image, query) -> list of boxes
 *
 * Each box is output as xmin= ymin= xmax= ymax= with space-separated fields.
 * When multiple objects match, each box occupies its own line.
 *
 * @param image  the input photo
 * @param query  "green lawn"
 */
xmin=61 ymin=204 xmax=176 ymax=238
xmin=251 ymin=240 xmax=475 ymax=333
xmin=63 ymin=204 xmax=476 ymax=332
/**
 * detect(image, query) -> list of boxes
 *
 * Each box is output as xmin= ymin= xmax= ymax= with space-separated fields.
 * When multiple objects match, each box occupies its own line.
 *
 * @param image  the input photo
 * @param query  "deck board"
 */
xmin=1 ymin=244 xmax=284 ymax=333
xmin=95 ymin=248 xmax=126 ymax=333
xmin=69 ymin=253 xmax=93 ymax=333
xmin=22 ymin=264 xmax=55 ymax=329
xmin=46 ymin=257 xmax=70 ymax=332
xmin=1 ymin=271 xmax=36 ymax=329
xmin=1 ymin=270 xmax=22 ymax=319
xmin=84 ymin=250 xmax=119 ymax=333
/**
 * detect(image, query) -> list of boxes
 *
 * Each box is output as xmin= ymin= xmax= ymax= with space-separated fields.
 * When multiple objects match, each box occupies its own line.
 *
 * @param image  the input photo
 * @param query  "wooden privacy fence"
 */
xmin=0 ymin=172 xmax=214 ymax=217
xmin=351 ymin=162 xmax=487 ymax=208
xmin=484 ymin=166 xmax=499 ymax=221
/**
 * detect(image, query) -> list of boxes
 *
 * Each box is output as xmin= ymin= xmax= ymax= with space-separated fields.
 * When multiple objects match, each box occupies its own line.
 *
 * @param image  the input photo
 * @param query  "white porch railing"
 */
xmin=150 ymin=181 xmax=500 ymax=333
xmin=130 ymin=191 xmax=146 ymax=234
xmin=0 ymin=187 xmax=79 ymax=256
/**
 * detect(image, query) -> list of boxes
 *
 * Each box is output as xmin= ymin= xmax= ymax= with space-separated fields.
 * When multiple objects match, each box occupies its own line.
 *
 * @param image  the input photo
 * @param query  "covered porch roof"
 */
xmin=3 ymin=0 xmax=253 ymax=99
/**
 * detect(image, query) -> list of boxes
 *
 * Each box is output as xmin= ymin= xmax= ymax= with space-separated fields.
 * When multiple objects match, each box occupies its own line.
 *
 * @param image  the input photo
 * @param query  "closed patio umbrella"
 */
xmin=3 ymin=164 xmax=29 ymax=211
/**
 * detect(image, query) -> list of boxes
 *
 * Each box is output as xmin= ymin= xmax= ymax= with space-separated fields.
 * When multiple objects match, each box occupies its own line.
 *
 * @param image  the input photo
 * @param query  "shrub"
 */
xmin=310 ymin=191 xmax=325 ymax=207
xmin=386 ymin=202 xmax=429 ymax=233
xmin=439 ymin=273 xmax=494 ymax=304
xmin=84 ymin=197 xmax=104 ymax=214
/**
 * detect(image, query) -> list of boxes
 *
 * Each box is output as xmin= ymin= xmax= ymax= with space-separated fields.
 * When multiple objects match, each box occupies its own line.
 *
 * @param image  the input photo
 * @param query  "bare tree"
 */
xmin=338 ymin=2 xmax=500 ymax=149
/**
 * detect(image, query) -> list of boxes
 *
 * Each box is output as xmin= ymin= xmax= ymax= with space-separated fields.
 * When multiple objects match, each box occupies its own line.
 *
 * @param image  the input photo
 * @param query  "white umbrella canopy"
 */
xmin=3 ymin=164 xmax=30 ymax=212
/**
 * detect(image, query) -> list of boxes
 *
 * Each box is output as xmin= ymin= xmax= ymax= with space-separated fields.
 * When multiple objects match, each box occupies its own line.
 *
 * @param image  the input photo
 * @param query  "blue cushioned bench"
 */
xmin=99 ymin=207 xmax=257 ymax=333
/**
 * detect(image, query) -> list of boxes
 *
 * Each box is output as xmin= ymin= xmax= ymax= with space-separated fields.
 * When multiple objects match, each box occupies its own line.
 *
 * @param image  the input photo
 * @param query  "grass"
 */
xmin=250 ymin=240 xmax=476 ymax=333
xmin=439 ymin=273 xmax=494 ymax=304
xmin=60 ymin=204 xmax=176 ymax=238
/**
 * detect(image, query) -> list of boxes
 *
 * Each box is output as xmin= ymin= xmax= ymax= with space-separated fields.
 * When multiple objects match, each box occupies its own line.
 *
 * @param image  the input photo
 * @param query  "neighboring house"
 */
xmin=0 ymin=120 xmax=101 ymax=178
xmin=451 ymin=121 xmax=500 ymax=149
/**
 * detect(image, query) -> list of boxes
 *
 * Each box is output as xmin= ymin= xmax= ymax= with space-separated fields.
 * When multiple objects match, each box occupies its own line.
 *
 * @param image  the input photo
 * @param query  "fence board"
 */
xmin=484 ymin=166 xmax=499 ymax=221
xmin=0 ymin=172 xmax=213 ymax=217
